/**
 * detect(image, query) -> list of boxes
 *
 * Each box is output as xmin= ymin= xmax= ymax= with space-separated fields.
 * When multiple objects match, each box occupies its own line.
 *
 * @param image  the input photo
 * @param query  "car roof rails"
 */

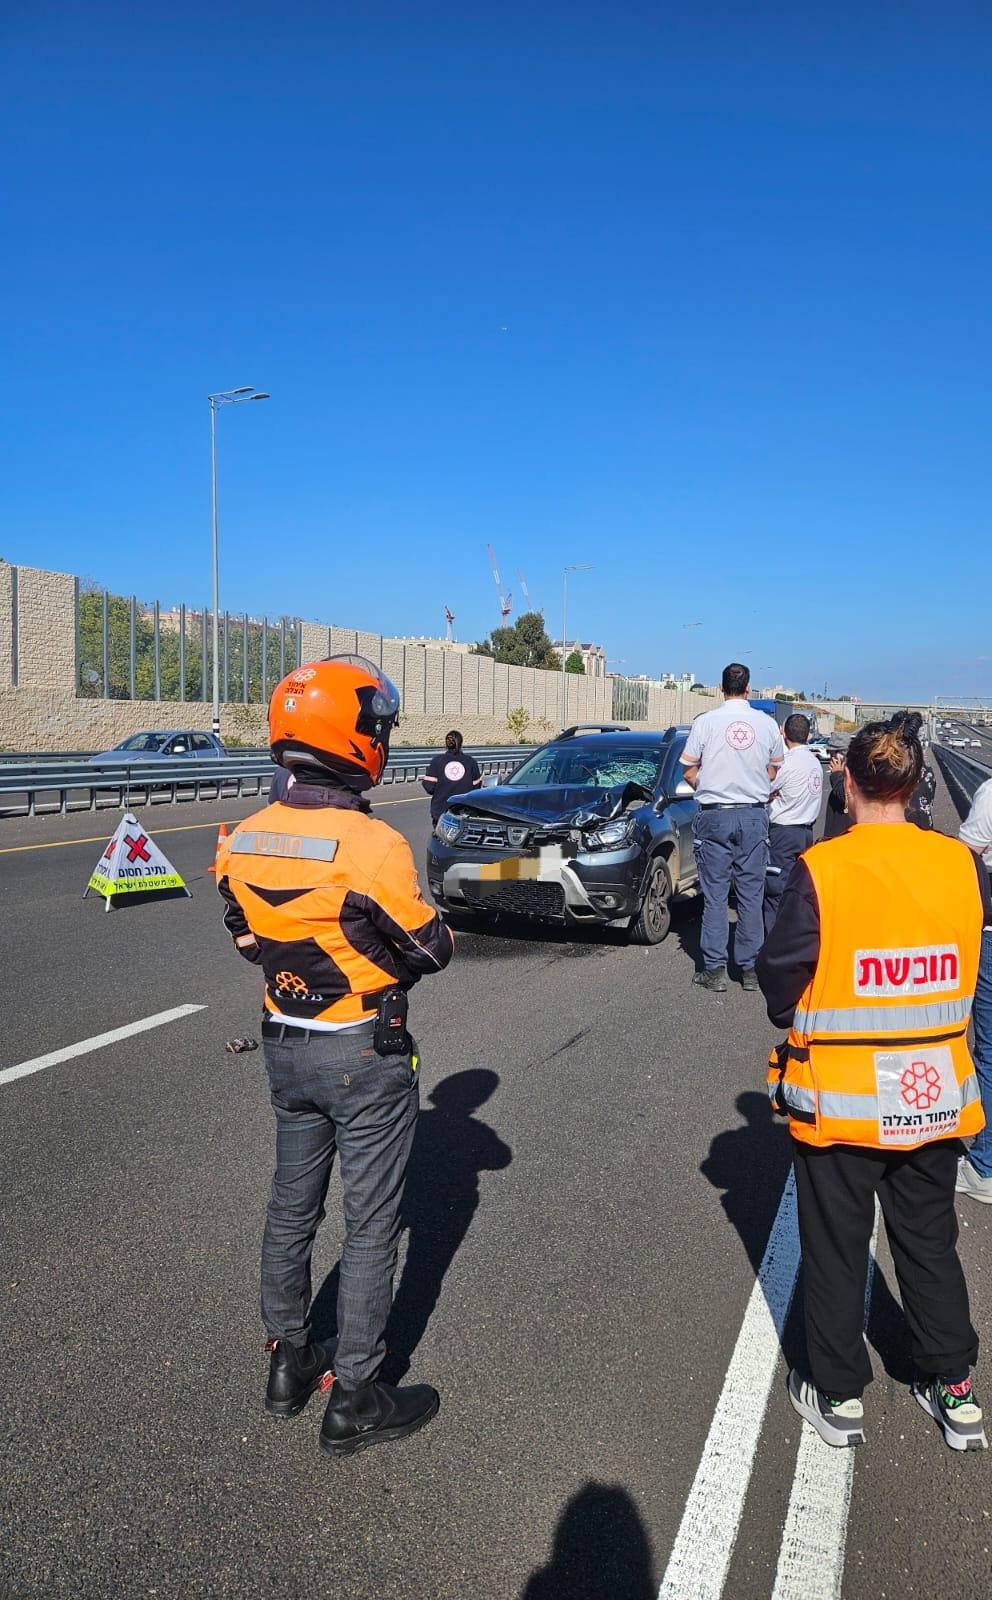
xmin=556 ymin=723 xmax=632 ymax=739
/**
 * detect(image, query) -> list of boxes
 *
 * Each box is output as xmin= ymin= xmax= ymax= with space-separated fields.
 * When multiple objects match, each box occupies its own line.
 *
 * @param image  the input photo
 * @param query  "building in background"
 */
xmin=388 ymin=635 xmax=472 ymax=655
xmin=552 ymin=640 xmax=607 ymax=677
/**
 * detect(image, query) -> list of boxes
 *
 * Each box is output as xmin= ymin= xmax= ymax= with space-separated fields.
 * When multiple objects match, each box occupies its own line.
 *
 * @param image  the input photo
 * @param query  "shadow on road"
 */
xmin=700 ymin=1090 xmax=793 ymax=1277
xmin=311 ymin=1068 xmax=512 ymax=1382
xmin=522 ymin=1482 xmax=656 ymax=1600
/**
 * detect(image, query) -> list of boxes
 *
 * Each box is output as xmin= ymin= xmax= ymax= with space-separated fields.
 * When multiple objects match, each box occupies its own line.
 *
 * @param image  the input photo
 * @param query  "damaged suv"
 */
xmin=426 ymin=724 xmax=699 ymax=943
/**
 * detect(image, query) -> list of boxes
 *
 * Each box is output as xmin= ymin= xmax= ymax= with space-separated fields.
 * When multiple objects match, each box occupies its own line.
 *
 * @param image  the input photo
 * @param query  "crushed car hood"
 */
xmin=446 ymin=781 xmax=650 ymax=828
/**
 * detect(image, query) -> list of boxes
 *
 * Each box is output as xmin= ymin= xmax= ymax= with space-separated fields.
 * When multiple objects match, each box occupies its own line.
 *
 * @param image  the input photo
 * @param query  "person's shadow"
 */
xmin=311 ymin=1068 xmax=512 ymax=1382
xmin=522 ymin=1482 xmax=655 ymax=1600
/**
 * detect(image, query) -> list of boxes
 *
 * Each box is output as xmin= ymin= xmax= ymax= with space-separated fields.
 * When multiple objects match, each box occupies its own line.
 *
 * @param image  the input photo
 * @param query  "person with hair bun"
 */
xmin=757 ymin=713 xmax=991 ymax=1453
xmin=421 ymin=729 xmax=483 ymax=826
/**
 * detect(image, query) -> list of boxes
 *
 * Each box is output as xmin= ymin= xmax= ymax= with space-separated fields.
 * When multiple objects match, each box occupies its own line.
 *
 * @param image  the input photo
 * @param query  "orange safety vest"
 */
xmin=767 ymin=824 xmax=985 ymax=1151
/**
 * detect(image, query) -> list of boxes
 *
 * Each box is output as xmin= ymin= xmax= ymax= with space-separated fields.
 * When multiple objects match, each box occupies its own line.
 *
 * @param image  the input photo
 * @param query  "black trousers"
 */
xmin=793 ymin=1139 xmax=978 ymax=1400
xmin=763 ymin=822 xmax=814 ymax=936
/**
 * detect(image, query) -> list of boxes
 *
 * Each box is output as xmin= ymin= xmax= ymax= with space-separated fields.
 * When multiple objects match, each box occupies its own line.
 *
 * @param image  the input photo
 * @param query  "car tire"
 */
xmin=631 ymin=856 xmax=673 ymax=945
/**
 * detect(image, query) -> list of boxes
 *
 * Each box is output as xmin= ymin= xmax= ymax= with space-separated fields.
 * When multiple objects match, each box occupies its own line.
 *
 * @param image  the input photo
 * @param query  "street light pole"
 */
xmin=560 ymin=563 xmax=593 ymax=728
xmin=208 ymin=387 xmax=270 ymax=735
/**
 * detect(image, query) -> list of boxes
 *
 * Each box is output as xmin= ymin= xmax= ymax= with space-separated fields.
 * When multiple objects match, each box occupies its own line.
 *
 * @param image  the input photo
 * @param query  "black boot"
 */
xmin=319 ymin=1378 xmax=440 ymax=1458
xmin=265 ymin=1337 xmax=335 ymax=1418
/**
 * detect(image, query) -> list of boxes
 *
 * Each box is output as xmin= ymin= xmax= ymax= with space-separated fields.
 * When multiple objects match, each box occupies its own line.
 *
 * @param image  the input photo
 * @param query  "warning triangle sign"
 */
xmin=85 ymin=812 xmax=191 ymax=910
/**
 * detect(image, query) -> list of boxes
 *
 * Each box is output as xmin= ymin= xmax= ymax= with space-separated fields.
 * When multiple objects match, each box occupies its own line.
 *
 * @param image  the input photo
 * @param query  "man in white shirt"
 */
xmin=957 ymin=778 xmax=992 ymax=1203
xmin=680 ymin=662 xmax=784 ymax=992
xmin=763 ymin=713 xmax=823 ymax=935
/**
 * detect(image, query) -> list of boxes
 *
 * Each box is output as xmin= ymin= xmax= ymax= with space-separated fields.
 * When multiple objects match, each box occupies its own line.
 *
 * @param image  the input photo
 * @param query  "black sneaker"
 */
xmin=264 ymin=1337 xmax=336 ymax=1419
xmin=693 ymin=967 xmax=728 ymax=993
xmin=788 ymin=1369 xmax=865 ymax=1448
xmin=740 ymin=969 xmax=759 ymax=992
xmin=319 ymin=1378 xmax=440 ymax=1458
xmin=912 ymin=1377 xmax=988 ymax=1452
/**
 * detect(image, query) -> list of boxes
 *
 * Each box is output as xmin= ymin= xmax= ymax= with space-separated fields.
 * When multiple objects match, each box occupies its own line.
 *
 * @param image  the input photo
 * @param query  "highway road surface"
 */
xmin=2 ymin=775 xmax=991 ymax=1600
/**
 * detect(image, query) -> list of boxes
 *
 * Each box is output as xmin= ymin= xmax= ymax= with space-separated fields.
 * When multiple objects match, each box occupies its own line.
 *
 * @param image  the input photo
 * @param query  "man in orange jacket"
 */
xmin=758 ymin=714 xmax=989 ymax=1453
xmin=217 ymin=656 xmax=454 ymax=1458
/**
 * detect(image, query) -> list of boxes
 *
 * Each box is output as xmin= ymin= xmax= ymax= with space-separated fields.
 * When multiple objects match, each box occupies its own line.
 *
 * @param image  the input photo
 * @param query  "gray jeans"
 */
xmin=260 ymin=1022 xmax=419 ymax=1388
xmin=692 ymin=805 xmax=769 ymax=971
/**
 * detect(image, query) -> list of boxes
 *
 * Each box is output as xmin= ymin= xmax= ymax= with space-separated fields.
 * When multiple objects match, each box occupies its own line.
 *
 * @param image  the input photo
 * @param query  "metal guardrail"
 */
xmin=932 ymin=743 xmax=992 ymax=817
xmin=0 ymin=746 xmax=531 ymax=818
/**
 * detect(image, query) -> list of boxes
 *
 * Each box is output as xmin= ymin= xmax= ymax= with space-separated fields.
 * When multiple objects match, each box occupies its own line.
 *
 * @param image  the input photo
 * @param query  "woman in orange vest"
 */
xmin=757 ymin=714 xmax=990 ymax=1452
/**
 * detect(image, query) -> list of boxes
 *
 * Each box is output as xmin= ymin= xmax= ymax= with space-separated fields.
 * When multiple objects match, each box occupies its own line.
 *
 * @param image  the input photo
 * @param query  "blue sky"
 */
xmin=2 ymin=2 xmax=989 ymax=700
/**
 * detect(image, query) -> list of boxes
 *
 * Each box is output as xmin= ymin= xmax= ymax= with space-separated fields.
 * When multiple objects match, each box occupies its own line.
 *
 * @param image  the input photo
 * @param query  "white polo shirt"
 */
xmin=680 ymin=699 xmax=784 ymax=805
xmin=960 ymin=778 xmax=992 ymax=870
xmin=769 ymin=743 xmax=823 ymax=826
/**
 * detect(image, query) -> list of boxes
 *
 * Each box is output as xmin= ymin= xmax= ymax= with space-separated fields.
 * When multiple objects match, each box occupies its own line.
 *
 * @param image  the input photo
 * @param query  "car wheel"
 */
xmin=631 ymin=856 xmax=673 ymax=945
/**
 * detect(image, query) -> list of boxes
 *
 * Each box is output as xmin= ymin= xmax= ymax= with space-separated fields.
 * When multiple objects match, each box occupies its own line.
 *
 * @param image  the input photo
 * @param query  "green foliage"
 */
xmin=564 ymin=651 xmax=585 ymax=675
xmin=473 ymin=611 xmax=559 ymax=669
xmin=77 ymin=590 xmax=300 ymax=703
xmin=506 ymin=706 xmax=531 ymax=742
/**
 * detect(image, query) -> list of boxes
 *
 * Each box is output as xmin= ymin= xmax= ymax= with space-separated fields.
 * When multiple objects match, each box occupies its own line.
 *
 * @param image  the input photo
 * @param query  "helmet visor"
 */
xmin=326 ymin=654 xmax=401 ymax=720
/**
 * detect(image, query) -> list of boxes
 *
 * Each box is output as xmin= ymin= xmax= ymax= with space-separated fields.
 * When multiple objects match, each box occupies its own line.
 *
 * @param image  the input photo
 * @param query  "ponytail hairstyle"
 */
xmin=846 ymin=711 xmax=923 ymax=804
xmin=444 ymin=729 xmax=464 ymax=753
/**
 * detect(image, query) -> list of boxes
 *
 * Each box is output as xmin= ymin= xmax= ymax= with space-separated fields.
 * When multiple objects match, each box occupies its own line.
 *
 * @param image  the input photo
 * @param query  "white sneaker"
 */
xmin=912 ymin=1377 xmax=988 ymax=1452
xmin=787 ymin=1369 xmax=865 ymax=1448
xmin=955 ymin=1157 xmax=992 ymax=1205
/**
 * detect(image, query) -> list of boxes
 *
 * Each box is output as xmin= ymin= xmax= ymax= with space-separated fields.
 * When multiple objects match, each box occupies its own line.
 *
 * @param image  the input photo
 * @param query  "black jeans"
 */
xmin=260 ymin=1022 xmax=419 ymax=1387
xmin=793 ymin=1139 xmax=978 ymax=1400
xmin=763 ymin=822 xmax=814 ymax=936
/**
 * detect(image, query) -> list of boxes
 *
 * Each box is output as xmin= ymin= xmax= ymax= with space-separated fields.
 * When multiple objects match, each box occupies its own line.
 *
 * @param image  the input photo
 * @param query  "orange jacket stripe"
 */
xmin=216 ymin=800 xmax=453 ymax=1024
xmin=769 ymin=825 xmax=985 ymax=1151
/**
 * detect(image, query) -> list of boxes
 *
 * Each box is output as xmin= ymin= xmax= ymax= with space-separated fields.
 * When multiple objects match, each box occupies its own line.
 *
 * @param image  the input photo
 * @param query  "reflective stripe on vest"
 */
xmin=772 ymin=1073 xmax=981 ymax=1125
xmin=793 ymin=996 xmax=973 ymax=1037
xmin=780 ymin=827 xmax=985 ymax=1150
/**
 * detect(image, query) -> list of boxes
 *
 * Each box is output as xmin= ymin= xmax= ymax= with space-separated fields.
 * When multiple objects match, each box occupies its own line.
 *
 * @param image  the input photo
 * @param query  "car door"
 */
xmin=190 ymin=732 xmax=217 ymax=758
xmin=661 ymin=734 xmax=698 ymax=886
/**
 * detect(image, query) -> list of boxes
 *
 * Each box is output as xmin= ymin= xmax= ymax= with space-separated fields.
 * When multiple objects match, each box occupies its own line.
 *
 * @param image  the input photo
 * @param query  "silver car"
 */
xmin=88 ymin=730 xmax=228 ymax=766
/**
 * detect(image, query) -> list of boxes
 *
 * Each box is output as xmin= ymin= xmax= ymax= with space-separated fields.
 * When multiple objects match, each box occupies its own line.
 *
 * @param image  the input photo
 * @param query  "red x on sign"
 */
xmin=124 ymin=832 xmax=151 ymax=864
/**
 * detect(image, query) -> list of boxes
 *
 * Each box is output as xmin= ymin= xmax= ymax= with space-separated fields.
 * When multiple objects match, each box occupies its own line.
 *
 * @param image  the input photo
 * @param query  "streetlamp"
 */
xmin=209 ymin=387 xmax=270 ymax=734
xmin=677 ymin=621 xmax=702 ymax=724
xmin=561 ymin=563 xmax=593 ymax=727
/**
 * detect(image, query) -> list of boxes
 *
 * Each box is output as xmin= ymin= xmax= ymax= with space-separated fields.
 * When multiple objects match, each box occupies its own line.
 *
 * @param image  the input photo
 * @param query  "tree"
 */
xmin=473 ymin=610 xmax=560 ymax=669
xmin=565 ymin=651 xmax=585 ymax=675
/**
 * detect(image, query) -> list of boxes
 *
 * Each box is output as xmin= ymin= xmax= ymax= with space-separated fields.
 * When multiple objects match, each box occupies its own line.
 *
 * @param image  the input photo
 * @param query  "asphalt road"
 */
xmin=2 ymin=775 xmax=991 ymax=1600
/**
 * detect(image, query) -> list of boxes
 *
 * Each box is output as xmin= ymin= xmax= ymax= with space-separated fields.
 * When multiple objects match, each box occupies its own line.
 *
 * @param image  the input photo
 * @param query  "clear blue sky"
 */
xmin=2 ymin=2 xmax=989 ymax=700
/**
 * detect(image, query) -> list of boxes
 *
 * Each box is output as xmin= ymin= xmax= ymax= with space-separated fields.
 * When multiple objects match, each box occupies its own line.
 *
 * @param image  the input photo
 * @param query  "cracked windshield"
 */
xmin=506 ymin=745 xmax=661 ymax=789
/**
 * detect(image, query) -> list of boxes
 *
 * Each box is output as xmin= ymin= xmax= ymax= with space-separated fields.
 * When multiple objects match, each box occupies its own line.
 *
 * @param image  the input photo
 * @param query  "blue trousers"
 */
xmin=693 ymin=805 xmax=769 ymax=972
xmin=967 ymin=929 xmax=992 ymax=1178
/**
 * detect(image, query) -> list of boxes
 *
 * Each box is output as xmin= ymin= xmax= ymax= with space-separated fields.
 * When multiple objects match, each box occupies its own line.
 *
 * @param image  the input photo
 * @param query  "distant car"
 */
xmin=947 ymin=738 xmax=969 ymax=748
xmin=88 ymin=731 xmax=228 ymax=766
xmin=809 ymin=736 xmax=831 ymax=764
xmin=971 ymin=739 xmax=982 ymax=749
xmin=426 ymin=724 xmax=699 ymax=943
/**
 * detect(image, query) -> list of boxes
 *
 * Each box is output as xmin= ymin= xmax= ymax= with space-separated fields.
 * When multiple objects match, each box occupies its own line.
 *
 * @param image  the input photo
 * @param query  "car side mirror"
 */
xmin=673 ymin=778 xmax=695 ymax=800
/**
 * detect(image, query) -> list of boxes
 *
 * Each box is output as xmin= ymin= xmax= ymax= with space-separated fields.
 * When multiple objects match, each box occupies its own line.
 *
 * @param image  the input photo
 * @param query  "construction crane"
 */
xmin=517 ymin=570 xmax=542 ymax=618
xmin=444 ymin=604 xmax=455 ymax=643
xmin=486 ymin=544 xmax=513 ymax=623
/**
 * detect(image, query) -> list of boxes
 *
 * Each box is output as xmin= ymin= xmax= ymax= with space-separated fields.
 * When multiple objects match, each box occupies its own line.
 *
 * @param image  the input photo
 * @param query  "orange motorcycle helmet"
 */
xmin=269 ymin=655 xmax=401 ymax=788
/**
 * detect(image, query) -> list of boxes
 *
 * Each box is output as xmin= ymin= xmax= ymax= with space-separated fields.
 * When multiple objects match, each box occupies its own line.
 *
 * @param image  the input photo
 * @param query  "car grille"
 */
xmin=459 ymin=818 xmax=529 ymax=850
xmin=463 ymin=881 xmax=566 ymax=918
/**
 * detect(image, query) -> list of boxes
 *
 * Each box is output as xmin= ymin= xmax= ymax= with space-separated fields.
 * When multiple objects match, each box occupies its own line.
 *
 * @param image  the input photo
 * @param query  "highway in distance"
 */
xmin=1 ymin=777 xmax=990 ymax=1600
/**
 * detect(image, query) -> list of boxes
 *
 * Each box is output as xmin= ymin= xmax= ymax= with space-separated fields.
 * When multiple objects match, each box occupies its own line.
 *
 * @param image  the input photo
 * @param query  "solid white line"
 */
xmin=0 ymin=1005 xmax=207 ymax=1088
xmin=771 ymin=1206 xmax=880 ymax=1600
xmin=658 ymin=1169 xmax=802 ymax=1600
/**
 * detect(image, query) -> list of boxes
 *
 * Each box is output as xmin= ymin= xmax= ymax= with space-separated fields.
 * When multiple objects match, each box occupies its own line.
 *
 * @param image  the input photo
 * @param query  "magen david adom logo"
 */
xmin=725 ymin=720 xmax=756 ymax=751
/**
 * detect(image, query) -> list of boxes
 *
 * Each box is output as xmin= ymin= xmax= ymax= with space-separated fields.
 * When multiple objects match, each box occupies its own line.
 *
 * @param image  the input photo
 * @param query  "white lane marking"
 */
xmin=771 ymin=1205 xmax=880 ymax=1600
xmin=658 ymin=1169 xmax=802 ymax=1600
xmin=0 ymin=1005 xmax=206 ymax=1088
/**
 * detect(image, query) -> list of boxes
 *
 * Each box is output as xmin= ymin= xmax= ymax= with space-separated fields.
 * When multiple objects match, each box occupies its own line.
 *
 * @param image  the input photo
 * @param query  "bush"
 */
xmin=506 ymin=707 xmax=531 ymax=742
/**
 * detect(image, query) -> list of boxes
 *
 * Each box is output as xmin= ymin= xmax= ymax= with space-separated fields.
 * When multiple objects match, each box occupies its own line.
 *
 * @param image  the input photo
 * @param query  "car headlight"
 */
xmin=435 ymin=811 xmax=462 ymax=845
xmin=584 ymin=816 xmax=635 ymax=850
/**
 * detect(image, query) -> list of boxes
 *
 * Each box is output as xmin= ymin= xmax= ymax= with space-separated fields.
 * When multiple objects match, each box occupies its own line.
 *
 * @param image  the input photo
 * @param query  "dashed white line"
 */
xmin=771 ymin=1206 xmax=880 ymax=1600
xmin=0 ymin=1005 xmax=207 ymax=1088
xmin=657 ymin=1169 xmax=803 ymax=1600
